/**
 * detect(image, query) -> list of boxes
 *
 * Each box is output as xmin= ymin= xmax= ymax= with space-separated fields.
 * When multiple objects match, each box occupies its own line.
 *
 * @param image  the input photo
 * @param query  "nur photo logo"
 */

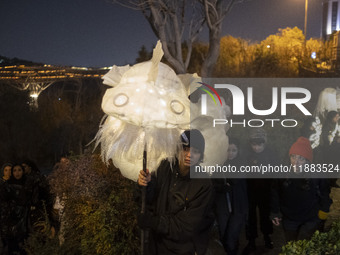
xmin=197 ymin=82 xmax=223 ymax=115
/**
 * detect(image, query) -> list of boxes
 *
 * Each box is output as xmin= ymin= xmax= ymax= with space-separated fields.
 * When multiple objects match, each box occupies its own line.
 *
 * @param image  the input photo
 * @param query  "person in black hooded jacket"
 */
xmin=137 ymin=129 xmax=215 ymax=255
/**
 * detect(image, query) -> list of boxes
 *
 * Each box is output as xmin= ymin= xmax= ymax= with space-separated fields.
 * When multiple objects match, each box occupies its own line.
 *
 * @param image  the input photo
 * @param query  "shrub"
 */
xmin=25 ymin=154 xmax=140 ymax=254
xmin=281 ymin=221 xmax=340 ymax=255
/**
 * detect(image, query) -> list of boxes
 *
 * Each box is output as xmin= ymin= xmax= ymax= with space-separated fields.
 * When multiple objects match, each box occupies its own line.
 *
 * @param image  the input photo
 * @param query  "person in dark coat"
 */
xmin=21 ymin=160 xmax=56 ymax=236
xmin=270 ymin=137 xmax=333 ymax=242
xmin=321 ymin=111 xmax=339 ymax=148
xmin=2 ymin=164 xmax=32 ymax=255
xmin=213 ymin=137 xmax=248 ymax=255
xmin=320 ymin=111 xmax=339 ymax=166
xmin=137 ymin=129 xmax=215 ymax=255
xmin=320 ymin=112 xmax=340 ymax=188
xmin=243 ymin=128 xmax=278 ymax=254
xmin=0 ymin=163 xmax=12 ymax=254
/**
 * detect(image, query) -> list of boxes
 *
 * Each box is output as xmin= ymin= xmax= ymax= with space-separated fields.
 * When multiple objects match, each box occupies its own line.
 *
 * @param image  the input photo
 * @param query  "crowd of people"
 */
xmin=0 ymin=160 xmax=56 ymax=254
xmin=137 ymin=110 xmax=339 ymax=255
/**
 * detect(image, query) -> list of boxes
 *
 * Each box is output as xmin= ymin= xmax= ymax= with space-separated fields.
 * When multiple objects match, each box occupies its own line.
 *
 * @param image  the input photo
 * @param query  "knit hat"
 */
xmin=289 ymin=137 xmax=313 ymax=162
xmin=249 ymin=128 xmax=267 ymax=144
xmin=181 ymin=129 xmax=205 ymax=154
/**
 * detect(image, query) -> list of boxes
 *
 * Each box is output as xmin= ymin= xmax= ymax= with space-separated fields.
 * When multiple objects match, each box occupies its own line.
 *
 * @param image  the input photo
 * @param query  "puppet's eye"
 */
xmin=114 ymin=93 xmax=129 ymax=107
xmin=170 ymin=100 xmax=184 ymax=114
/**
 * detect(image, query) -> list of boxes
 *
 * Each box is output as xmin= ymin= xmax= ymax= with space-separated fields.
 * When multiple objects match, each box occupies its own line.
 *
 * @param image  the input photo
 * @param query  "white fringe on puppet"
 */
xmin=310 ymin=87 xmax=340 ymax=148
xmin=95 ymin=41 xmax=229 ymax=181
xmin=314 ymin=87 xmax=340 ymax=122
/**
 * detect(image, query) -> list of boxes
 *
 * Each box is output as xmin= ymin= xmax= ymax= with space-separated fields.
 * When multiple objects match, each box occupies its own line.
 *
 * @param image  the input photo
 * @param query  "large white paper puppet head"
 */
xmin=95 ymin=41 xmax=191 ymax=181
xmin=101 ymin=42 xmax=190 ymax=128
xmin=95 ymin=41 xmax=230 ymax=181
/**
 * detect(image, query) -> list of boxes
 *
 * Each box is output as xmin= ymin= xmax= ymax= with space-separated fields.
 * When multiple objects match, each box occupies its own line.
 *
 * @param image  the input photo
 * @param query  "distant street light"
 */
xmin=304 ymin=0 xmax=308 ymax=39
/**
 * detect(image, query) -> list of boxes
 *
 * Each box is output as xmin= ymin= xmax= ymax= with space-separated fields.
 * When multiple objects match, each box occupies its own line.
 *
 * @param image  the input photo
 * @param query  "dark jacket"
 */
xmin=213 ymin=156 xmax=248 ymax=215
xmin=246 ymin=146 xmax=279 ymax=167
xmin=0 ymin=178 xmax=10 ymax=239
xmin=25 ymin=172 xmax=56 ymax=231
xmin=246 ymin=146 xmax=279 ymax=200
xmin=1 ymin=177 xmax=32 ymax=239
xmin=144 ymin=160 xmax=215 ymax=255
xmin=271 ymin=178 xmax=332 ymax=222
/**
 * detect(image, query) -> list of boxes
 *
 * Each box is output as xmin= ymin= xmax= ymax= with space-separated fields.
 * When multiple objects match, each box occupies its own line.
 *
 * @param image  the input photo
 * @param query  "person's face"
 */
xmin=13 ymin=165 xmax=24 ymax=180
xmin=181 ymin=146 xmax=202 ymax=167
xmin=251 ymin=142 xmax=265 ymax=153
xmin=333 ymin=114 xmax=340 ymax=123
xmin=3 ymin=166 xmax=11 ymax=180
xmin=228 ymin=144 xmax=238 ymax=160
xmin=22 ymin=163 xmax=31 ymax=174
xmin=290 ymin=154 xmax=308 ymax=172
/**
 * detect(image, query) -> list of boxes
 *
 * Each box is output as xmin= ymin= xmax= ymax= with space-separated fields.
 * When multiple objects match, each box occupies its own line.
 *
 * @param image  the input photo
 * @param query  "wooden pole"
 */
xmin=141 ymin=149 xmax=147 ymax=254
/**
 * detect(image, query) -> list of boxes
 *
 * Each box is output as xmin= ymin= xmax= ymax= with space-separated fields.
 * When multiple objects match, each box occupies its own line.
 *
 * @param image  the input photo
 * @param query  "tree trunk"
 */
xmin=201 ymin=23 xmax=222 ymax=77
xmin=145 ymin=2 xmax=188 ymax=74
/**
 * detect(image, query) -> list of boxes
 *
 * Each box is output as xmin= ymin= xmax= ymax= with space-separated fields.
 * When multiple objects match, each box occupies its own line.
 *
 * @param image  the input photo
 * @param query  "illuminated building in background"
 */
xmin=322 ymin=0 xmax=340 ymax=40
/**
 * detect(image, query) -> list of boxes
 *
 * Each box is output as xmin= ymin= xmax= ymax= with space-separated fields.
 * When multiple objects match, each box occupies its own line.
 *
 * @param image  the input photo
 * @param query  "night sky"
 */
xmin=0 ymin=0 xmax=323 ymax=68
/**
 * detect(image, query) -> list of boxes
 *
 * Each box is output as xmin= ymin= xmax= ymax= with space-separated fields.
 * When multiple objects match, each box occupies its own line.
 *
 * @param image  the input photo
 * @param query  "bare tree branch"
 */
xmin=107 ymin=0 xmax=248 ymax=75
